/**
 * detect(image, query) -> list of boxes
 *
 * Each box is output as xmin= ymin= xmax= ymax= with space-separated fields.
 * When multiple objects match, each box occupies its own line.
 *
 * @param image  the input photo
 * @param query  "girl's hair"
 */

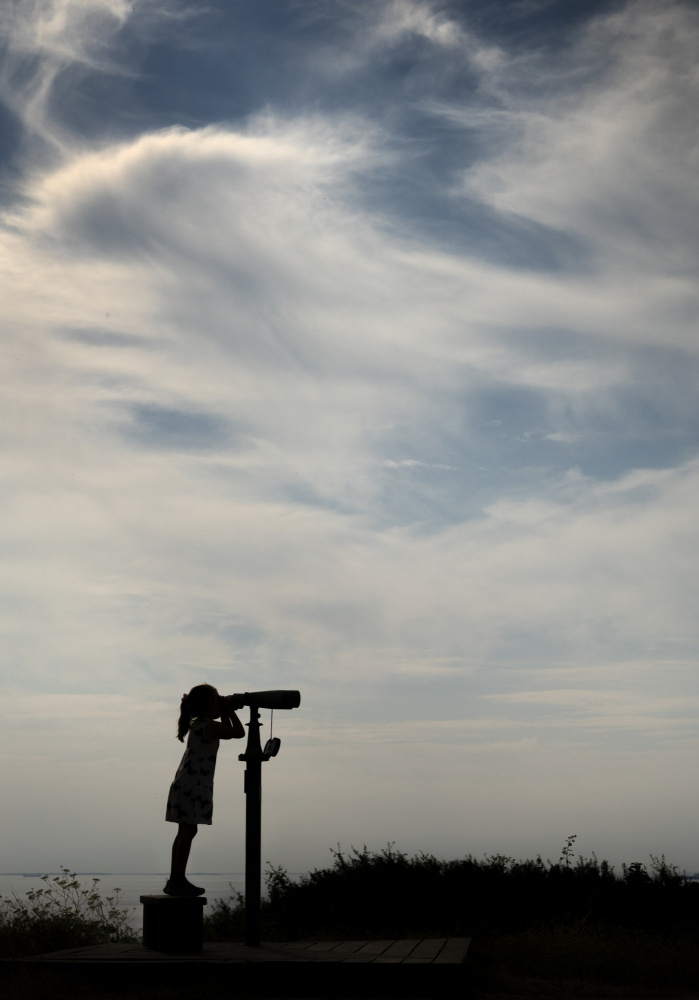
xmin=177 ymin=683 xmax=218 ymax=742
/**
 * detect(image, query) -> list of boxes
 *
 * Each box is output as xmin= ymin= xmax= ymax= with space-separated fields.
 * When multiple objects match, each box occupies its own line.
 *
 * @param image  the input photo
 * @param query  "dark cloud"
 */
xmin=122 ymin=403 xmax=236 ymax=451
xmin=455 ymin=0 xmax=624 ymax=52
xmin=370 ymin=327 xmax=699 ymax=529
xmin=0 ymin=96 xmax=24 ymax=201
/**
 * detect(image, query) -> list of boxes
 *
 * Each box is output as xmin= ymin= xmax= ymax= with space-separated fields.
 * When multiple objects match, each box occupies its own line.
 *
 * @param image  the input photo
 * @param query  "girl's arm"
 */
xmin=204 ymin=718 xmax=244 ymax=740
xmin=204 ymin=698 xmax=245 ymax=741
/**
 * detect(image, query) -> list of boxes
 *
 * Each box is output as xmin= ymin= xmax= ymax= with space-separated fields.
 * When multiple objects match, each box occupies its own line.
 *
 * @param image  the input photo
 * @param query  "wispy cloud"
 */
xmin=0 ymin=0 xmax=134 ymax=155
xmin=1 ymin=0 xmax=699 ymax=871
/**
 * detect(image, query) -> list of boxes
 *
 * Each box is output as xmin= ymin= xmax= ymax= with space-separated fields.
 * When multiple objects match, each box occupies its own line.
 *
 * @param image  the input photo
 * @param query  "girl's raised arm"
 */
xmin=204 ymin=698 xmax=245 ymax=741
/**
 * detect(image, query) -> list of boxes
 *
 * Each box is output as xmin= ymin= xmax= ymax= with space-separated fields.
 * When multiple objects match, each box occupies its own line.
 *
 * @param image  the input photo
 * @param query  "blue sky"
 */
xmin=2 ymin=0 xmax=699 ymax=876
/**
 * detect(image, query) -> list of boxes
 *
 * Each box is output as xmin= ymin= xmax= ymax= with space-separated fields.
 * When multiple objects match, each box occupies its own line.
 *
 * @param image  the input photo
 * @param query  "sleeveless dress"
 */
xmin=165 ymin=718 xmax=220 ymax=825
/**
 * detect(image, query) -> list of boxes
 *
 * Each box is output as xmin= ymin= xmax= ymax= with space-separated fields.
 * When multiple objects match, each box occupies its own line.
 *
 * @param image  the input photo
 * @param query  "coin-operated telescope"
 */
xmin=229 ymin=690 xmax=301 ymax=711
xmin=232 ymin=689 xmax=300 ymax=946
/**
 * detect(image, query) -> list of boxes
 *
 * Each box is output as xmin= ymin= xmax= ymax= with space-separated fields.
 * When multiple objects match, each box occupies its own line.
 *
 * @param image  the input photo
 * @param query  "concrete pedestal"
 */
xmin=140 ymin=894 xmax=207 ymax=954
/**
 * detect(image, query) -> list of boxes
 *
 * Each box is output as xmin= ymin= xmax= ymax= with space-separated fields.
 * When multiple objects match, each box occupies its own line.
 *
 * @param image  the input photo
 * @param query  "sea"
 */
xmin=0 ymin=873 xmax=258 ymax=933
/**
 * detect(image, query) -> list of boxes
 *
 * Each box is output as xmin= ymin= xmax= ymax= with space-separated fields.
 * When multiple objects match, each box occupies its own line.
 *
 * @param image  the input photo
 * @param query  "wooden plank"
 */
xmin=433 ymin=937 xmax=471 ymax=964
xmin=306 ymin=941 xmax=344 ymax=952
xmin=380 ymin=940 xmax=419 ymax=960
xmin=341 ymin=941 xmax=393 ymax=963
xmin=327 ymin=941 xmax=368 ymax=953
xmin=354 ymin=940 xmax=394 ymax=956
xmin=407 ymin=938 xmax=445 ymax=961
xmin=279 ymin=941 xmax=317 ymax=950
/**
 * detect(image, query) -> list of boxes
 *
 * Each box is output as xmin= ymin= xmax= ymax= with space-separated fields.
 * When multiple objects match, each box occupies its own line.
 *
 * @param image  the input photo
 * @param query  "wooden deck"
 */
xmin=5 ymin=938 xmax=471 ymax=996
xmin=29 ymin=937 xmax=470 ymax=965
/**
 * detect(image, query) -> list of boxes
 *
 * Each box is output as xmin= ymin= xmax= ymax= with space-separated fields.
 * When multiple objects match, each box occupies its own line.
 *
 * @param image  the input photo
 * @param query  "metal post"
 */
xmin=234 ymin=689 xmax=300 ymax=947
xmin=240 ymin=705 xmax=265 ymax=946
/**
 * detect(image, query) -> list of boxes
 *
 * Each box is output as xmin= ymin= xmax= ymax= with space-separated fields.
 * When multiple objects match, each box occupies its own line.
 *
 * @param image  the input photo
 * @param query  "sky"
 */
xmin=1 ymin=0 xmax=699 ymax=878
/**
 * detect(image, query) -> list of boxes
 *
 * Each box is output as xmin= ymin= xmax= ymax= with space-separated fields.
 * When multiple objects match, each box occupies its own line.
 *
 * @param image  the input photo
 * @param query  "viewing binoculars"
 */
xmin=227 ymin=690 xmax=301 ymax=710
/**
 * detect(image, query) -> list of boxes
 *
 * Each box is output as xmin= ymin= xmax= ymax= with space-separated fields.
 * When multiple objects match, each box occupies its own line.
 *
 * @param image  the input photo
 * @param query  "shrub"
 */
xmin=0 ymin=868 xmax=137 ymax=958
xmin=203 ymin=839 xmax=699 ymax=942
xmin=202 ymin=887 xmax=246 ymax=942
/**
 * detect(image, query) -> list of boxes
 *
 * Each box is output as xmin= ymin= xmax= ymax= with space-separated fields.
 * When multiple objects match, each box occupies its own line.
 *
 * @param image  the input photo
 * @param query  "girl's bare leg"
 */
xmin=170 ymin=824 xmax=197 ymax=880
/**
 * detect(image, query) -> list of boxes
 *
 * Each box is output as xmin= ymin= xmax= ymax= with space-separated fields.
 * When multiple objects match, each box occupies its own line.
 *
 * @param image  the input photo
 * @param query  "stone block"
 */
xmin=140 ymin=894 xmax=207 ymax=954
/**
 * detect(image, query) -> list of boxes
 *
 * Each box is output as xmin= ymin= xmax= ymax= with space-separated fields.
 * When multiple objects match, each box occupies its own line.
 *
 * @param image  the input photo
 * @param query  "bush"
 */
xmin=203 ymin=838 xmax=699 ymax=943
xmin=202 ymin=887 xmax=246 ymax=942
xmin=0 ymin=868 xmax=137 ymax=958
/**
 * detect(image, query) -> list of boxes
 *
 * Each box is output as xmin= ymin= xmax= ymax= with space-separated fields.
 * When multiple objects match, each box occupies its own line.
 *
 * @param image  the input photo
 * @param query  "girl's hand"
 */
xmin=220 ymin=695 xmax=235 ymax=717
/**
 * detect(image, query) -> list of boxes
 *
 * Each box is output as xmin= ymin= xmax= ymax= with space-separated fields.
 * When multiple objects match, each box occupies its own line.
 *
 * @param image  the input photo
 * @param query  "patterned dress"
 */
xmin=165 ymin=718 xmax=220 ymax=825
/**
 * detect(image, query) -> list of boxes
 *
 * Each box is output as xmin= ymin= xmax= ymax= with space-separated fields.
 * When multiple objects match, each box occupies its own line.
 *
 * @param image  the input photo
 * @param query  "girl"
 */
xmin=164 ymin=683 xmax=245 ymax=896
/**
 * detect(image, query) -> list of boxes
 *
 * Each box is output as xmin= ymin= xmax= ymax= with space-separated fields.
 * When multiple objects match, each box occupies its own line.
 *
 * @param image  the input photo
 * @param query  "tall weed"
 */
xmin=0 ymin=868 xmax=136 ymax=958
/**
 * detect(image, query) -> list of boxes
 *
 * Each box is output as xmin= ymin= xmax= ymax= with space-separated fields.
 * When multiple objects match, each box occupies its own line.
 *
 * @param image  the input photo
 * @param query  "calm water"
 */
xmin=0 ymin=873 xmax=252 ymax=933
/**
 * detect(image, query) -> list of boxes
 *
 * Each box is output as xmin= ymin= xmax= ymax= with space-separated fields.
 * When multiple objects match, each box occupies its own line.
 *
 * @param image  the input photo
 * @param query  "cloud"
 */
xmin=0 ymin=0 xmax=134 ymax=155
xmin=1 ymin=12 xmax=697 ymax=688
xmin=365 ymin=0 xmax=503 ymax=71
xmin=121 ymin=403 xmax=236 ymax=451
xmin=1 ymin=0 xmax=699 ymax=870
xmin=458 ymin=1 xmax=699 ymax=291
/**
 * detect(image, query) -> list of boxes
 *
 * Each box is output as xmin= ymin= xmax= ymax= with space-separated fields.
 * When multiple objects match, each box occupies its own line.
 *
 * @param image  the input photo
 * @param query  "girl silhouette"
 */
xmin=164 ymin=684 xmax=244 ymax=895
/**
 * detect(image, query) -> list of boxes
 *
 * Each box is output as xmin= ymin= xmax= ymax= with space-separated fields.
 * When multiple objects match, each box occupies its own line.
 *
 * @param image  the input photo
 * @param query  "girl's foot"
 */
xmin=183 ymin=878 xmax=205 ymax=895
xmin=163 ymin=878 xmax=205 ymax=896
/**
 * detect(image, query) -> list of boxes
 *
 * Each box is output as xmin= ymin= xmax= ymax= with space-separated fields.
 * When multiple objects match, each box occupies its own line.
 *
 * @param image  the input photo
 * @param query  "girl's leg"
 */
xmin=170 ymin=824 xmax=197 ymax=881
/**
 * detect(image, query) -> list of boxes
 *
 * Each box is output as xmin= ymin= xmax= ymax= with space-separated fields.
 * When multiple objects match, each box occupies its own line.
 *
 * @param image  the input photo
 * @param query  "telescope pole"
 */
xmin=240 ymin=705 xmax=265 ymax=946
xmin=235 ymin=690 xmax=299 ymax=946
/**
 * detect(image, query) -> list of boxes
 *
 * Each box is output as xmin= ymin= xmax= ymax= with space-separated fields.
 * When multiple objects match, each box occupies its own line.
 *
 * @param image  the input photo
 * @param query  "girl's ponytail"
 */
xmin=177 ymin=683 xmax=218 ymax=741
xmin=177 ymin=693 xmax=191 ymax=742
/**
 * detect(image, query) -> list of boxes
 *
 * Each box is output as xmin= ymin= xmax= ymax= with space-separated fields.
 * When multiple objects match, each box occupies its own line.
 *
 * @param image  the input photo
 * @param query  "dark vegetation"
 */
xmin=0 ymin=868 xmax=135 ymax=959
xmin=204 ymin=837 xmax=699 ymax=941
xmin=203 ymin=838 xmax=699 ymax=995
xmin=4 ymin=842 xmax=699 ymax=996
